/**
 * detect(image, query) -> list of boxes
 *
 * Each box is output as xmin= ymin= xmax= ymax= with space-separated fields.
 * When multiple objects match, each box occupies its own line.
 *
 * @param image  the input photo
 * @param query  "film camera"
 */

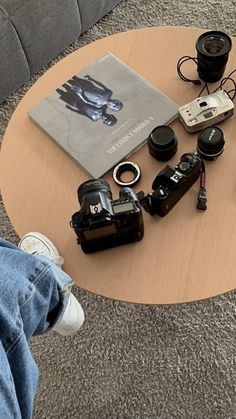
xmin=139 ymin=153 xmax=202 ymax=216
xmin=178 ymin=90 xmax=234 ymax=133
xmin=70 ymin=179 xmax=144 ymax=253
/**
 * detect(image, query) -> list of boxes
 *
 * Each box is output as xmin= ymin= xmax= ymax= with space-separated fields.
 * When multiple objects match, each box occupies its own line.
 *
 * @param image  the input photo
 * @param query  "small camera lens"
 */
xmin=147 ymin=125 xmax=178 ymax=161
xmin=197 ymin=126 xmax=225 ymax=160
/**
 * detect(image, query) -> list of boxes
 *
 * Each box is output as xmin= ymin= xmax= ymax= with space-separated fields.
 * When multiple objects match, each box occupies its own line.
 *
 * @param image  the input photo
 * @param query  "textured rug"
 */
xmin=1 ymin=1 xmax=236 ymax=418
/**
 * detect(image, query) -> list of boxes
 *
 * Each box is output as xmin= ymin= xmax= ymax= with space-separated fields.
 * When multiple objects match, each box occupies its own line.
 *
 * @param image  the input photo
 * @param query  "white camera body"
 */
xmin=178 ymin=90 xmax=234 ymax=133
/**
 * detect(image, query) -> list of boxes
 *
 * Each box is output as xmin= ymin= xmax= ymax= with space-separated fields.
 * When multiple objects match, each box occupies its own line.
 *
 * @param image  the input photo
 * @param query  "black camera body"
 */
xmin=70 ymin=179 xmax=144 ymax=253
xmin=140 ymin=153 xmax=202 ymax=216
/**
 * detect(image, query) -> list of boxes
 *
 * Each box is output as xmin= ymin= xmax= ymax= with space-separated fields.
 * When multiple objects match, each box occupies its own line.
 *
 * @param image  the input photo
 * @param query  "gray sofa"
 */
xmin=0 ymin=0 xmax=122 ymax=104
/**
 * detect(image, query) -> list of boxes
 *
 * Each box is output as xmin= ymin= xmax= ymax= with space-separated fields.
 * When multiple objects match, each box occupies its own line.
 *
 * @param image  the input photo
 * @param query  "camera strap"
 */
xmin=196 ymin=159 xmax=207 ymax=210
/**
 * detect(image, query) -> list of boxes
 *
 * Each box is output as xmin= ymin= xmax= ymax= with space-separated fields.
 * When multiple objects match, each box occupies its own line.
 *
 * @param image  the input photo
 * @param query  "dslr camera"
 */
xmin=139 ymin=153 xmax=202 ymax=216
xmin=70 ymin=179 xmax=144 ymax=253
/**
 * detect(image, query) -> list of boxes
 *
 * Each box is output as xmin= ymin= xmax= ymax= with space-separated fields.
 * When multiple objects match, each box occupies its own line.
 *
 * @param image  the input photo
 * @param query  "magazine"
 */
xmin=28 ymin=52 xmax=178 ymax=178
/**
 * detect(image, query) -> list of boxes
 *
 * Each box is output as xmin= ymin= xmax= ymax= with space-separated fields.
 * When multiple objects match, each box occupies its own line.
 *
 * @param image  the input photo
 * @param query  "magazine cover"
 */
xmin=28 ymin=53 xmax=178 ymax=178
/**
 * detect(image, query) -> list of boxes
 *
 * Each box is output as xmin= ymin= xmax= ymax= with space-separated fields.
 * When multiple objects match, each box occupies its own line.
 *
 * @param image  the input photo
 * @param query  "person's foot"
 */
xmin=18 ymin=232 xmax=64 ymax=268
xmin=18 ymin=232 xmax=85 ymax=335
xmin=53 ymin=292 xmax=85 ymax=336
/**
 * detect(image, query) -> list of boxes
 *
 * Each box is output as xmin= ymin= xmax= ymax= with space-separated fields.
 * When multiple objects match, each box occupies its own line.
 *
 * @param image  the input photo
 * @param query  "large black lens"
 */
xmin=196 ymin=31 xmax=232 ymax=83
xmin=77 ymin=179 xmax=111 ymax=204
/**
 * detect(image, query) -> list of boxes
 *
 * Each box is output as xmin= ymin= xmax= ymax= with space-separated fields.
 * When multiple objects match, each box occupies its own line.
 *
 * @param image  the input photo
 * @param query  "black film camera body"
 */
xmin=70 ymin=179 xmax=144 ymax=253
xmin=140 ymin=153 xmax=202 ymax=216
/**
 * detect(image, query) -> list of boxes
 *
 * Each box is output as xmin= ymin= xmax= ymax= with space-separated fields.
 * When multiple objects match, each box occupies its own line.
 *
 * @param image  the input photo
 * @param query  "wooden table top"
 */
xmin=1 ymin=26 xmax=236 ymax=304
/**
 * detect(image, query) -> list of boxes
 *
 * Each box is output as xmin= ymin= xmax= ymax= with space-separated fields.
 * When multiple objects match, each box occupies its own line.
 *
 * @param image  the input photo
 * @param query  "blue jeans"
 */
xmin=0 ymin=237 xmax=73 ymax=419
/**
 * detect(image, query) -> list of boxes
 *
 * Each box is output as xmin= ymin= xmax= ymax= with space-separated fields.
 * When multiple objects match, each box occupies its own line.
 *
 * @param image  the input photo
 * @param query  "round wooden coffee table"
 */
xmin=1 ymin=26 xmax=236 ymax=304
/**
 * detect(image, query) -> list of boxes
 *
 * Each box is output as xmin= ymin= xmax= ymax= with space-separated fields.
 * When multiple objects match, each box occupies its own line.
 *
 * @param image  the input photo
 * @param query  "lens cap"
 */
xmin=197 ymin=126 xmax=225 ymax=160
xmin=147 ymin=125 xmax=178 ymax=161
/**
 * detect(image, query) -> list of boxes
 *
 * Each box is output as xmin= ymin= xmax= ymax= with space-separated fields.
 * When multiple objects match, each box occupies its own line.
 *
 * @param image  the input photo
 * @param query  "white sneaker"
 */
xmin=53 ymin=292 xmax=85 ymax=336
xmin=18 ymin=232 xmax=85 ymax=335
xmin=18 ymin=232 xmax=64 ymax=268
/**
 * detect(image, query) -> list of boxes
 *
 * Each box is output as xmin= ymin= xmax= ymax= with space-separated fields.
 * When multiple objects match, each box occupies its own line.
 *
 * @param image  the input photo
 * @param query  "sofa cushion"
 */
xmin=0 ymin=7 xmax=30 ymax=102
xmin=0 ymin=0 xmax=82 ymax=74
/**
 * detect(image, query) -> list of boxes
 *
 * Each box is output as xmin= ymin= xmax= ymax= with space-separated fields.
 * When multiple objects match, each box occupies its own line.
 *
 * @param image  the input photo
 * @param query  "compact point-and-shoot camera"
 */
xmin=139 ymin=153 xmax=202 ymax=216
xmin=70 ymin=179 xmax=144 ymax=253
xmin=178 ymin=90 xmax=234 ymax=133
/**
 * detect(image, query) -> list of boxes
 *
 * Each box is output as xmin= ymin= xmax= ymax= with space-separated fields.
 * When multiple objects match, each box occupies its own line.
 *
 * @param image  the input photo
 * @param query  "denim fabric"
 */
xmin=0 ymin=237 xmax=73 ymax=419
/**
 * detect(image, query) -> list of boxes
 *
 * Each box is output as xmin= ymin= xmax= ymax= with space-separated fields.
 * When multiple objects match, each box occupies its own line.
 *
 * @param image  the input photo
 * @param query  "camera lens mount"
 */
xmin=113 ymin=161 xmax=141 ymax=187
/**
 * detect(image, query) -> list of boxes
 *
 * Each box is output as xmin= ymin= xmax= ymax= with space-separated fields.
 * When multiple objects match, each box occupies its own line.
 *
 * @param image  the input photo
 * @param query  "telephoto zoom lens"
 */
xmin=196 ymin=31 xmax=232 ymax=83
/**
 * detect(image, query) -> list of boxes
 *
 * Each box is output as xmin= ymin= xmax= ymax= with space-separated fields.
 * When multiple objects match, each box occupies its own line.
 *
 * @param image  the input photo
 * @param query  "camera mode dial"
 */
xmin=154 ymin=185 xmax=169 ymax=199
xmin=178 ymin=161 xmax=191 ymax=172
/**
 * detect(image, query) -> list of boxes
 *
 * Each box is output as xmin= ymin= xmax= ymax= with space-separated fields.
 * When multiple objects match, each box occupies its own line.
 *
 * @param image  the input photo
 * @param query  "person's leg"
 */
xmin=0 ymin=234 xmax=84 ymax=418
xmin=0 ymin=340 xmax=22 ymax=419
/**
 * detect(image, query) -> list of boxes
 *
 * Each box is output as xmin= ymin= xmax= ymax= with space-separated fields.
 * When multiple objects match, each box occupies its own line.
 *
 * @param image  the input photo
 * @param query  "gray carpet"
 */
xmin=1 ymin=0 xmax=236 ymax=417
